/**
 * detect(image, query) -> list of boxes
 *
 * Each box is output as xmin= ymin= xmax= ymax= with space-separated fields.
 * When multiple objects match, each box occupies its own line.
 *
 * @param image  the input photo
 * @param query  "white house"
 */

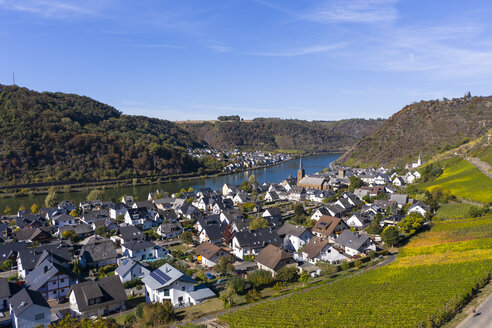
xmin=195 ymin=242 xmax=230 ymax=267
xmin=10 ymin=289 xmax=51 ymax=328
xmin=68 ymin=276 xmax=126 ymax=318
xmin=301 ymin=237 xmax=347 ymax=264
xmin=408 ymin=201 xmax=430 ymax=217
xmin=346 ymin=213 xmax=371 ymax=230
xmin=335 ymin=231 xmax=376 ymax=257
xmin=277 ymin=222 xmax=312 ymax=252
xmin=121 ymin=240 xmax=168 ymax=261
xmin=142 ymin=263 xmax=216 ymax=308
xmin=115 ymin=258 xmax=151 ymax=283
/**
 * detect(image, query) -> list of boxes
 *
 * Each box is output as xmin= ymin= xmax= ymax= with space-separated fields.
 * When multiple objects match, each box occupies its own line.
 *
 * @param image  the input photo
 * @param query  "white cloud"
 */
xmin=0 ymin=0 xmax=106 ymax=18
xmin=304 ymin=0 xmax=399 ymax=24
xmin=208 ymin=45 xmax=232 ymax=53
xmin=248 ymin=42 xmax=348 ymax=57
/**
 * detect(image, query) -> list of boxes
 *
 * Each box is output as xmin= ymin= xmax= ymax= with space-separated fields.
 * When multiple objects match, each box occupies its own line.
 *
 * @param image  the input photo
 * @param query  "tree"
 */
xmin=298 ymin=271 xmax=309 ymax=286
xmin=276 ymin=266 xmax=299 ymax=283
xmin=18 ymin=205 xmax=26 ymax=212
xmin=220 ymin=288 xmax=237 ymax=308
xmin=381 ymin=226 xmax=400 ymax=246
xmin=95 ymin=225 xmax=108 ymax=236
xmin=240 ymin=180 xmax=252 ymax=193
xmin=227 ymin=275 xmax=246 ymax=294
xmin=247 ymin=269 xmax=274 ymax=288
xmin=349 ymin=176 xmax=362 ymax=190
xmin=137 ymin=301 xmax=175 ymax=327
xmin=30 ymin=203 xmax=40 ymax=214
xmin=214 ymin=255 xmax=235 ymax=275
xmin=115 ymin=214 xmax=125 ymax=223
xmin=0 ymin=259 xmax=13 ymax=271
xmin=245 ymin=288 xmax=262 ymax=303
xmin=3 ymin=206 xmax=11 ymax=215
xmin=398 ymin=212 xmax=424 ymax=235
xmin=249 ymin=218 xmax=269 ymax=230
xmin=47 ymin=315 xmax=119 ymax=328
xmin=294 ymin=204 xmax=305 ymax=217
xmin=73 ymin=260 xmax=81 ymax=275
xmin=340 ymin=260 xmax=350 ymax=271
xmin=248 ymin=174 xmax=258 ymax=185
xmin=61 ymin=230 xmax=77 ymax=241
xmin=187 ymin=187 xmax=194 ymax=192
xmin=180 ymin=231 xmax=193 ymax=245
xmin=70 ymin=209 xmax=81 ymax=217
xmin=45 ymin=191 xmax=59 ymax=208
xmin=223 ymin=224 xmax=234 ymax=246
xmin=87 ymin=189 xmax=104 ymax=201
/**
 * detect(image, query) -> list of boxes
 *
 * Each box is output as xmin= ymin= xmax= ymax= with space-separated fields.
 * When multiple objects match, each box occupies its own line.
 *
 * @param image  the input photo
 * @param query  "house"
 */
xmin=124 ymin=208 xmax=153 ymax=230
xmin=310 ymin=190 xmax=335 ymax=203
xmin=58 ymin=224 xmax=92 ymax=239
xmin=68 ymin=276 xmax=127 ymax=318
xmin=108 ymin=204 xmax=128 ymax=220
xmin=57 ymin=200 xmax=76 ymax=212
xmin=335 ymin=231 xmax=376 ymax=257
xmin=392 ymin=176 xmax=405 ymax=187
xmin=325 ymin=204 xmax=346 ymax=218
xmin=0 ymin=242 xmax=27 ymax=268
xmin=312 ymin=216 xmax=349 ymax=242
xmin=389 ymin=194 xmax=408 ymax=208
xmin=310 ymin=208 xmax=330 ymax=221
xmin=24 ymin=251 xmax=78 ymax=300
xmin=346 ymin=213 xmax=372 ymax=230
xmin=81 ymin=210 xmax=109 ymax=225
xmin=142 ymin=263 xmax=215 ymax=308
xmin=115 ymin=258 xmax=151 ymax=283
xmin=233 ymin=193 xmax=249 ymax=205
xmin=157 ymin=222 xmax=183 ymax=239
xmin=287 ymin=186 xmax=306 ymax=201
xmin=195 ymin=242 xmax=230 ymax=267
xmin=231 ymin=228 xmax=282 ymax=258
xmin=198 ymin=223 xmax=227 ymax=245
xmin=0 ymin=223 xmax=11 ymax=240
xmin=14 ymin=227 xmax=52 ymax=244
xmin=121 ymin=240 xmax=167 ymax=261
xmin=0 ymin=278 xmax=21 ymax=311
xmin=110 ymin=226 xmax=144 ymax=244
xmin=50 ymin=214 xmax=76 ymax=228
xmin=80 ymin=236 xmax=117 ymax=268
xmin=254 ymin=244 xmax=296 ymax=277
xmin=158 ymin=209 xmax=178 ymax=223
xmin=222 ymin=183 xmax=237 ymax=197
xmin=10 ymin=289 xmax=51 ymax=328
xmin=122 ymin=196 xmax=134 ymax=206
xmin=262 ymin=208 xmax=281 ymax=218
xmin=301 ymin=236 xmax=347 ymax=264
xmin=277 ymin=222 xmax=312 ymax=252
xmin=408 ymin=201 xmax=430 ymax=217
xmin=374 ymin=173 xmax=390 ymax=185
xmin=17 ymin=244 xmax=72 ymax=279
xmin=264 ymin=191 xmax=279 ymax=202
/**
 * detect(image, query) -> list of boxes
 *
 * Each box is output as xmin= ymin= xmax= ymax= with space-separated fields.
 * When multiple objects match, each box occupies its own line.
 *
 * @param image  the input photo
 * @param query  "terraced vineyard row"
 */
xmin=220 ymin=215 xmax=492 ymax=327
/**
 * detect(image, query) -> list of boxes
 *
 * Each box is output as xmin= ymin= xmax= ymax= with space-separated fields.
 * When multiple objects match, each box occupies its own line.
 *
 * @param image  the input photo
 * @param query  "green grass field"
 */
xmin=220 ymin=215 xmax=492 ymax=328
xmin=418 ymin=157 xmax=492 ymax=203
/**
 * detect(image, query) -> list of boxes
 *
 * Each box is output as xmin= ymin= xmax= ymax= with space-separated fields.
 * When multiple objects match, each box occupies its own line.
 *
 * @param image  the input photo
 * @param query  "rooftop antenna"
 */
xmin=12 ymin=72 xmax=15 ymax=85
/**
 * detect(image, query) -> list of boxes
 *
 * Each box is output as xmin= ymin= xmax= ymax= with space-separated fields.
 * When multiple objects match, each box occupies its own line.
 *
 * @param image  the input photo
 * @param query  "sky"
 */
xmin=1 ymin=0 xmax=492 ymax=121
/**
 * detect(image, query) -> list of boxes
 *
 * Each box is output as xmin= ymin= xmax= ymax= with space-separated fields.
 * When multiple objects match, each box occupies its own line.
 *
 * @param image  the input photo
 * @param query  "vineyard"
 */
xmin=220 ymin=215 xmax=492 ymax=327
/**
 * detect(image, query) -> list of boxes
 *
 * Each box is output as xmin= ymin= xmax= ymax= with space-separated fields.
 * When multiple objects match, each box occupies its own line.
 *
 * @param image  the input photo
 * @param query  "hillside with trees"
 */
xmin=0 ymin=85 xmax=221 ymax=185
xmin=178 ymin=118 xmax=384 ymax=152
xmin=337 ymin=95 xmax=492 ymax=167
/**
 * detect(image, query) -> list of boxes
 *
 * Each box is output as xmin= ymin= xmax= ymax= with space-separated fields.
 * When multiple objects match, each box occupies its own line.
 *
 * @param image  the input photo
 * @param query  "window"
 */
xmin=60 ymin=279 xmax=65 ymax=283
xmin=35 ymin=313 xmax=44 ymax=320
xmin=164 ymin=289 xmax=169 ymax=296
xmin=181 ymin=286 xmax=186 ymax=291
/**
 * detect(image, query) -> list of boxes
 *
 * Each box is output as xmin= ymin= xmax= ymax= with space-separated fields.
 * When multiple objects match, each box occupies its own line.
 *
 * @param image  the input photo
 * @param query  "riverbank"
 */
xmin=0 ymin=153 xmax=341 ymax=211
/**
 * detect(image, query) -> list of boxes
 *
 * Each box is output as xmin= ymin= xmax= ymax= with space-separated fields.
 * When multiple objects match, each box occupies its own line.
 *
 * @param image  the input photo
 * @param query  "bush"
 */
xmin=227 ymin=275 xmax=246 ymax=294
xmin=276 ymin=266 xmax=299 ymax=283
xmin=123 ymin=278 xmax=143 ymax=289
xmin=247 ymin=269 xmax=274 ymax=288
xmin=341 ymin=260 xmax=350 ymax=271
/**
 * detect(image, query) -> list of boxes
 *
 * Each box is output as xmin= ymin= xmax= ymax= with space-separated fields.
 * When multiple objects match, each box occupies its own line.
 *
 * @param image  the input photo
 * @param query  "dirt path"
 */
xmin=466 ymin=157 xmax=492 ymax=179
xmin=173 ymin=254 xmax=396 ymax=327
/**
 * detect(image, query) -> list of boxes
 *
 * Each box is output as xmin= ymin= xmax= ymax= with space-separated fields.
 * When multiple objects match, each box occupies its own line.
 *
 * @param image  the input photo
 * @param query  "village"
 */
xmin=0 ymin=156 xmax=430 ymax=328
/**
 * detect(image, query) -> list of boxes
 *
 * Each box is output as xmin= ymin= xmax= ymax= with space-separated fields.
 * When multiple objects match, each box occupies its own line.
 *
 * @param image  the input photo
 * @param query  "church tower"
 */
xmin=297 ymin=157 xmax=305 ymax=184
xmin=417 ymin=152 xmax=422 ymax=166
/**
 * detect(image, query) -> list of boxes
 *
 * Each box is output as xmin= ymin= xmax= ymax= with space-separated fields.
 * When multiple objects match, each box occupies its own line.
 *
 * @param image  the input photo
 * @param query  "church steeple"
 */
xmin=297 ymin=157 xmax=305 ymax=184
xmin=417 ymin=152 xmax=422 ymax=165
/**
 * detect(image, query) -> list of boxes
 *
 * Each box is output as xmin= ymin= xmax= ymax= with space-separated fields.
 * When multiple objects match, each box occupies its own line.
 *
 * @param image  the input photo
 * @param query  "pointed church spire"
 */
xmin=299 ymin=156 xmax=303 ymax=170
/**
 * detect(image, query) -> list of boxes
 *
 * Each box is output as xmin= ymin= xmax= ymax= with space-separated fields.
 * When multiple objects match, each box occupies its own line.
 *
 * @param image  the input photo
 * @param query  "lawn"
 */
xmin=418 ymin=157 xmax=492 ymax=203
xmin=220 ymin=215 xmax=492 ymax=328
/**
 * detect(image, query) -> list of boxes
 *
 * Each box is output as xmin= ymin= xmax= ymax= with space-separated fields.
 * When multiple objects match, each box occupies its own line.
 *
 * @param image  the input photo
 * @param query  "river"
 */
xmin=0 ymin=153 xmax=341 ymax=211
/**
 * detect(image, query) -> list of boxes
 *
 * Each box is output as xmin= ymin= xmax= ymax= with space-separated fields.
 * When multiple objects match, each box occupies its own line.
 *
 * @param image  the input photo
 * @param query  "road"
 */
xmin=172 ymin=254 xmax=397 ymax=327
xmin=456 ymin=292 xmax=492 ymax=328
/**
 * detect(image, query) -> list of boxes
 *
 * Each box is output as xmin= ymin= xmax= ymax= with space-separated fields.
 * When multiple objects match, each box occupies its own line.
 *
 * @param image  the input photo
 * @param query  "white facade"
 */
xmin=11 ymin=304 xmax=50 ymax=328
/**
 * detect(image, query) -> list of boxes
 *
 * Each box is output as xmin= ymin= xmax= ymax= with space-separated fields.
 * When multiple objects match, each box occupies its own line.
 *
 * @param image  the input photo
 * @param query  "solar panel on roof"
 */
xmin=122 ymin=259 xmax=129 ymax=265
xmin=150 ymin=269 xmax=171 ymax=284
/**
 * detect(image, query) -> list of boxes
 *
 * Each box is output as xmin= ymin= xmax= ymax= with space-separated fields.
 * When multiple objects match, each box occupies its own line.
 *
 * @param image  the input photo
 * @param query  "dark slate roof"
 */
xmin=277 ymin=222 xmax=310 ymax=238
xmin=127 ymin=207 xmax=151 ymax=220
xmin=122 ymin=240 xmax=156 ymax=252
xmin=82 ymin=210 xmax=110 ymax=222
xmin=59 ymin=224 xmax=92 ymax=235
xmin=0 ymin=242 xmax=27 ymax=261
xmin=81 ymin=237 xmax=117 ymax=263
xmin=202 ymin=223 xmax=226 ymax=242
xmin=234 ymin=228 xmax=282 ymax=248
xmin=52 ymin=214 xmax=75 ymax=222
xmin=336 ymin=230 xmax=371 ymax=250
xmin=18 ymin=243 xmax=72 ymax=271
xmin=10 ymin=288 xmax=50 ymax=316
xmin=159 ymin=222 xmax=183 ymax=235
xmin=118 ymin=225 xmax=144 ymax=241
xmin=70 ymin=276 xmax=126 ymax=313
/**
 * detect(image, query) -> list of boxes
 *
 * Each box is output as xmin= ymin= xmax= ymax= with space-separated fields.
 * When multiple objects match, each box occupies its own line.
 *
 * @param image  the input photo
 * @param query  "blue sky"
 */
xmin=1 ymin=0 xmax=491 ymax=121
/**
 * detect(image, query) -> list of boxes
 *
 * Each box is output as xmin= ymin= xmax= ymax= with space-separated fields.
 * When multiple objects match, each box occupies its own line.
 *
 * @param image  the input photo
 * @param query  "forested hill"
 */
xmin=337 ymin=95 xmax=492 ymax=167
xmin=0 ymin=85 xmax=221 ymax=185
xmin=178 ymin=118 xmax=385 ymax=152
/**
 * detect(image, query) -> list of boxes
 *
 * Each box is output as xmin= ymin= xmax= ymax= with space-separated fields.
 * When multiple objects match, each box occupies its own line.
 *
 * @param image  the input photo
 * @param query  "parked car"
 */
xmin=205 ymin=273 xmax=215 ymax=280
xmin=56 ymin=296 xmax=68 ymax=304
